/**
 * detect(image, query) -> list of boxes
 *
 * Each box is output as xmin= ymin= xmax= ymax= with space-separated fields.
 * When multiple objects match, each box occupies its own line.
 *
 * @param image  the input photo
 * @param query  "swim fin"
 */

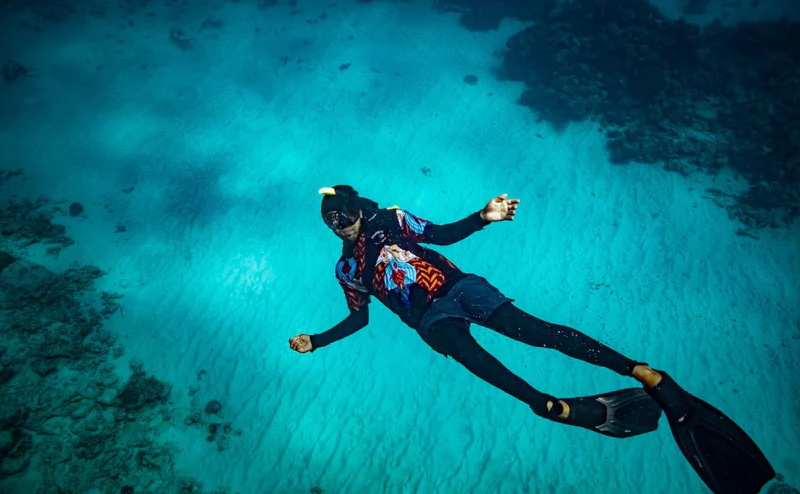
xmin=645 ymin=371 xmax=776 ymax=494
xmin=560 ymin=388 xmax=663 ymax=438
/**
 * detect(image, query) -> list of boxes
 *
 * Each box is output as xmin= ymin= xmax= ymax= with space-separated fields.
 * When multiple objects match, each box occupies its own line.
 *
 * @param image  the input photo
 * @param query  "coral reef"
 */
xmin=117 ymin=361 xmax=172 ymax=411
xmin=497 ymin=0 xmax=800 ymax=232
xmin=0 ymin=196 xmax=76 ymax=257
xmin=0 ymin=173 xmax=238 ymax=493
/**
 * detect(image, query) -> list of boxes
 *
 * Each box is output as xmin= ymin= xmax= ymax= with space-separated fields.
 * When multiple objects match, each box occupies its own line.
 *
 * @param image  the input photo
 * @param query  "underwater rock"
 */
xmin=0 ymin=430 xmax=13 ymax=456
xmin=31 ymin=359 xmax=59 ymax=377
xmin=96 ymin=387 xmax=118 ymax=407
xmin=0 ymin=406 xmax=28 ymax=430
xmin=184 ymin=393 xmax=243 ymax=452
xmin=1 ymin=428 xmax=33 ymax=477
xmin=204 ymin=399 xmax=222 ymax=415
xmin=74 ymin=433 xmax=107 ymax=460
xmin=0 ymin=366 xmax=15 ymax=386
xmin=768 ymin=482 xmax=800 ymax=494
xmin=0 ymin=169 xmax=24 ymax=188
xmin=0 ymin=453 xmax=30 ymax=477
xmin=0 ymin=198 xmax=75 ymax=255
xmin=8 ymin=429 xmax=32 ymax=458
xmin=100 ymin=371 xmax=119 ymax=388
xmin=184 ymin=411 xmax=201 ymax=426
xmin=135 ymin=446 xmax=166 ymax=470
xmin=2 ymin=61 xmax=29 ymax=83
xmin=80 ymin=382 xmax=104 ymax=401
xmin=70 ymin=403 xmax=94 ymax=420
xmin=68 ymin=202 xmax=84 ymax=217
xmin=128 ymin=358 xmax=144 ymax=374
xmin=0 ymin=345 xmax=19 ymax=386
xmin=176 ymin=478 xmax=204 ymax=493
xmin=169 ymin=28 xmax=193 ymax=50
xmin=0 ymin=251 xmax=15 ymax=274
xmin=116 ymin=372 xmax=171 ymax=411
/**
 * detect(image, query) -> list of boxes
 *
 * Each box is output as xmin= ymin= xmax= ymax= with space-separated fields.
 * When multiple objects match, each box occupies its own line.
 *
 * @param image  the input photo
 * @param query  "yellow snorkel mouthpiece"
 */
xmin=318 ymin=187 xmax=336 ymax=196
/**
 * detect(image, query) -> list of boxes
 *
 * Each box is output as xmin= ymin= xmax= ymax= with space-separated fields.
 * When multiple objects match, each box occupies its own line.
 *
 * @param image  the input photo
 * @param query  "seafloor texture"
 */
xmin=1 ymin=0 xmax=798 ymax=493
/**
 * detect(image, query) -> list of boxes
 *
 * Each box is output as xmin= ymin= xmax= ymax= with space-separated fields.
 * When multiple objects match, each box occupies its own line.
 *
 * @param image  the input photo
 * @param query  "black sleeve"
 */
xmin=419 ymin=211 xmax=491 ymax=246
xmin=309 ymin=306 xmax=370 ymax=351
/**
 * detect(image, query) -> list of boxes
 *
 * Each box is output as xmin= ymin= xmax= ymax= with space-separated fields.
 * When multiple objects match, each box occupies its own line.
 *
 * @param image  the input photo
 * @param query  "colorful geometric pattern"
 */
xmin=335 ymin=208 xmax=450 ymax=312
xmin=395 ymin=209 xmax=430 ymax=243
xmin=336 ymin=235 xmax=370 ymax=311
xmin=372 ymin=244 xmax=444 ymax=306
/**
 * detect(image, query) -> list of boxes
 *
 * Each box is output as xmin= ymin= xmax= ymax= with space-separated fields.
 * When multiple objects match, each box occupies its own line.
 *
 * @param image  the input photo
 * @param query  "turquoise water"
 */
xmin=1 ymin=1 xmax=798 ymax=493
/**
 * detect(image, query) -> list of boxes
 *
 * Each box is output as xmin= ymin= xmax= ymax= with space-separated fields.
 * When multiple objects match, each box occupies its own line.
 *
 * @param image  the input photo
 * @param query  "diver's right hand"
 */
xmin=289 ymin=334 xmax=313 ymax=353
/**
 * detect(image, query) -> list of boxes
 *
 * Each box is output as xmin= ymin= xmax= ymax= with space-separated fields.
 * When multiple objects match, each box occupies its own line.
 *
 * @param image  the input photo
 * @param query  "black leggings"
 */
xmin=423 ymin=301 xmax=639 ymax=417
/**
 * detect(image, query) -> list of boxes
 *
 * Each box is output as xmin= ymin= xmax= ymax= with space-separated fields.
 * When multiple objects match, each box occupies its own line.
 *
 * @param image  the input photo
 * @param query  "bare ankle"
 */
xmin=547 ymin=400 xmax=570 ymax=419
xmin=633 ymin=365 xmax=662 ymax=387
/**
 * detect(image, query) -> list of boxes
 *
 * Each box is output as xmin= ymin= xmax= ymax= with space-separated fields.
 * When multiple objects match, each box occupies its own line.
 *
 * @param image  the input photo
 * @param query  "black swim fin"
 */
xmin=560 ymin=388 xmax=663 ymax=438
xmin=645 ymin=371 xmax=776 ymax=494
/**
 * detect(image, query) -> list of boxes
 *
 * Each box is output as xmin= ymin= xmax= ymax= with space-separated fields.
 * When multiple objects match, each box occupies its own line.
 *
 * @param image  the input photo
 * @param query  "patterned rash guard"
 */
xmin=310 ymin=207 xmax=491 ymax=350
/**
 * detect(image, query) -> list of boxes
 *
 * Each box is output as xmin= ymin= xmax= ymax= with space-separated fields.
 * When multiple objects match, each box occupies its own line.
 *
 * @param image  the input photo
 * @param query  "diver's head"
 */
xmin=319 ymin=185 xmax=367 ymax=242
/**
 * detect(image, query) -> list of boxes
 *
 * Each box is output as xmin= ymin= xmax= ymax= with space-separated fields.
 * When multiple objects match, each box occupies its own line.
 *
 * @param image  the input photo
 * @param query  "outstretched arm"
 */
xmin=417 ymin=210 xmax=491 ymax=245
xmin=396 ymin=193 xmax=519 ymax=246
xmin=306 ymin=276 xmax=371 ymax=351
xmin=309 ymin=306 xmax=369 ymax=350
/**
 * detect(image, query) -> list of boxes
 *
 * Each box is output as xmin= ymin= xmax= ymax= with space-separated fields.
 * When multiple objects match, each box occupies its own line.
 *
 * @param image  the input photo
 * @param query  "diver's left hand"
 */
xmin=480 ymin=193 xmax=519 ymax=222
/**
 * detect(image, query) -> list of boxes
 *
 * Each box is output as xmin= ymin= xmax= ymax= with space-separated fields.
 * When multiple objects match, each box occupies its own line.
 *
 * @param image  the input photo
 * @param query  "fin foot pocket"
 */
xmin=560 ymin=388 xmax=662 ymax=439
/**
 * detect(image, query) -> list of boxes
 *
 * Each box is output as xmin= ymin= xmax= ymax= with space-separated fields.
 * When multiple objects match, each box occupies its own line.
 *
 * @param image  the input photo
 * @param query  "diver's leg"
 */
xmin=484 ymin=301 xmax=640 ymax=377
xmin=423 ymin=317 xmax=558 ymax=418
xmin=422 ymin=318 xmax=661 ymax=437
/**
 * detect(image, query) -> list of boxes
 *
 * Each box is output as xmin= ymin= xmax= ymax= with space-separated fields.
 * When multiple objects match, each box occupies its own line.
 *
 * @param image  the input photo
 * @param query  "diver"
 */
xmin=289 ymin=185 xmax=775 ymax=494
